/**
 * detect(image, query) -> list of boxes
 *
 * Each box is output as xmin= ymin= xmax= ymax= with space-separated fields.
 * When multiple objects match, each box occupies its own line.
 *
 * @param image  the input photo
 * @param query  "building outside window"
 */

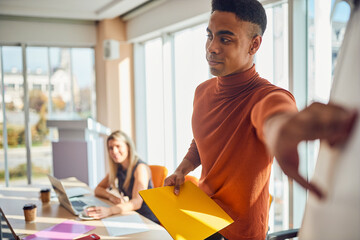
xmin=0 ymin=45 xmax=96 ymax=186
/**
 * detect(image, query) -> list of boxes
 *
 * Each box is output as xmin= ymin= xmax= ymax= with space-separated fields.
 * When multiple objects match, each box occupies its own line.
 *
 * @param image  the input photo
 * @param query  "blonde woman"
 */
xmin=87 ymin=130 xmax=158 ymax=223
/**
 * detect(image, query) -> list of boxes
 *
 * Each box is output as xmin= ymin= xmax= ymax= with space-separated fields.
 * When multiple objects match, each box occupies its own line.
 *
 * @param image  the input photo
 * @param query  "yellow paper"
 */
xmin=139 ymin=181 xmax=234 ymax=240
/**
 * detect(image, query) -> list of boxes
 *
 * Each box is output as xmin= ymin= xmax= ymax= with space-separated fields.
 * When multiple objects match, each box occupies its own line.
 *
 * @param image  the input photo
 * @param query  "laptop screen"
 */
xmin=0 ymin=208 xmax=19 ymax=240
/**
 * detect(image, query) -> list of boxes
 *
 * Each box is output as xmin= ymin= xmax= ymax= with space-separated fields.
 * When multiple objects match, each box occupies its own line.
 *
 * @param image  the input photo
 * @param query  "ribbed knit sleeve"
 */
xmin=251 ymin=90 xmax=298 ymax=142
xmin=184 ymin=139 xmax=201 ymax=168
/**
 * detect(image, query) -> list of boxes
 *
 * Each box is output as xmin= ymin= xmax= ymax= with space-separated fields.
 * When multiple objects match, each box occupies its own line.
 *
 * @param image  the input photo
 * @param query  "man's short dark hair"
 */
xmin=211 ymin=0 xmax=267 ymax=37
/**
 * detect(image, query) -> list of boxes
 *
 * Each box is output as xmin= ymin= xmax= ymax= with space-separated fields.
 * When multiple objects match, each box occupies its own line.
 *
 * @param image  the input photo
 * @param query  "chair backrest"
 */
xmin=149 ymin=165 xmax=168 ymax=188
xmin=184 ymin=175 xmax=199 ymax=186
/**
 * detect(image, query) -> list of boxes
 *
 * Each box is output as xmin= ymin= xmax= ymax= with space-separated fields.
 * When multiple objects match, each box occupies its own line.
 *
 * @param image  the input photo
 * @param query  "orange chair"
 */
xmin=149 ymin=165 xmax=168 ymax=188
xmin=184 ymin=175 xmax=199 ymax=186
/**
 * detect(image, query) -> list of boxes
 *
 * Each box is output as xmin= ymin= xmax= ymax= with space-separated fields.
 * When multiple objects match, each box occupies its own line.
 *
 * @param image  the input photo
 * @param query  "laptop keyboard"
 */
xmin=71 ymin=200 xmax=87 ymax=211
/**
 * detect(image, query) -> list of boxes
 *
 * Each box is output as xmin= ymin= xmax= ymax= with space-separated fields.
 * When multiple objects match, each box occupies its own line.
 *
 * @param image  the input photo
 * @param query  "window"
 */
xmin=32 ymin=84 xmax=42 ymax=90
xmin=256 ymin=2 xmax=289 ymax=232
xmin=306 ymin=0 xmax=350 ymax=190
xmin=306 ymin=0 xmax=351 ymax=214
xmin=0 ymin=46 xmax=26 ymax=186
xmin=0 ymin=45 xmax=96 ymax=186
xmin=173 ymin=23 xmax=209 ymax=176
xmin=26 ymin=47 xmax=51 ymax=184
xmin=143 ymin=38 xmax=165 ymax=166
xmin=49 ymin=48 xmax=73 ymax=117
xmin=135 ymin=23 xmax=209 ymax=176
xmin=5 ymin=84 xmax=15 ymax=89
xmin=71 ymin=48 xmax=96 ymax=118
xmin=46 ymin=84 xmax=54 ymax=91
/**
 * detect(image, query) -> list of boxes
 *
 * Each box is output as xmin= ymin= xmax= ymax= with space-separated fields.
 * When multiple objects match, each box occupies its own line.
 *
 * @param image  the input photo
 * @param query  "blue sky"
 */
xmin=308 ymin=0 xmax=351 ymax=22
xmin=332 ymin=0 xmax=351 ymax=22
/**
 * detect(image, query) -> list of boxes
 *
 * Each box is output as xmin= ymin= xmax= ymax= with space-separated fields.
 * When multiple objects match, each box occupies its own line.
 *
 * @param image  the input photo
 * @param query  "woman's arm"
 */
xmin=88 ymin=166 xmax=149 ymax=220
xmin=94 ymin=174 xmax=122 ymax=204
xmin=108 ymin=163 xmax=150 ymax=215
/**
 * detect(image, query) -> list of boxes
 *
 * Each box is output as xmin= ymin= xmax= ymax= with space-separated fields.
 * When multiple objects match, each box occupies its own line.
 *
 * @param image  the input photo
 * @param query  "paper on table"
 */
xmin=23 ymin=220 xmax=95 ymax=240
xmin=102 ymin=214 xmax=150 ymax=236
xmin=139 ymin=181 xmax=234 ymax=240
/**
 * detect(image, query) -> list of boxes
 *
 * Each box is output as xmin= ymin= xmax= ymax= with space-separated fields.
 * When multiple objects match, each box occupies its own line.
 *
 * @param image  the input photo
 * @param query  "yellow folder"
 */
xmin=139 ymin=181 xmax=234 ymax=240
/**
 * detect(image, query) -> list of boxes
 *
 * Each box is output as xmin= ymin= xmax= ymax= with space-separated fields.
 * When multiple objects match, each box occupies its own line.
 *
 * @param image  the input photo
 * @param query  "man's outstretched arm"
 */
xmin=264 ymin=102 xmax=358 ymax=198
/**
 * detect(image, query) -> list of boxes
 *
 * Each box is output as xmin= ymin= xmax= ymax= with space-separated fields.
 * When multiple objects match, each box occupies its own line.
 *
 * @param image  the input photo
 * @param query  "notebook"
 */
xmin=47 ymin=175 xmax=109 ymax=216
xmin=23 ymin=220 xmax=95 ymax=240
xmin=0 ymin=207 xmax=20 ymax=240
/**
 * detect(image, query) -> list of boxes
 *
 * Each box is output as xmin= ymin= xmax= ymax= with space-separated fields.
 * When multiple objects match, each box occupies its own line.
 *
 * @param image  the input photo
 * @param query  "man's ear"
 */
xmin=249 ymin=35 xmax=262 ymax=55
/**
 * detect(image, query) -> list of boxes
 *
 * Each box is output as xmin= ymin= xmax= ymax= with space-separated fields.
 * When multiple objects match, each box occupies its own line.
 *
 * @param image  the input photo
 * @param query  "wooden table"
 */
xmin=0 ymin=178 xmax=172 ymax=239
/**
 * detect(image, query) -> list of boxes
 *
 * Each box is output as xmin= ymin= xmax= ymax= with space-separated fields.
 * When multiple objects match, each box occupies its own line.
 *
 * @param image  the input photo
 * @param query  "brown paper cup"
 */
xmin=23 ymin=204 xmax=37 ymax=222
xmin=40 ymin=188 xmax=51 ymax=203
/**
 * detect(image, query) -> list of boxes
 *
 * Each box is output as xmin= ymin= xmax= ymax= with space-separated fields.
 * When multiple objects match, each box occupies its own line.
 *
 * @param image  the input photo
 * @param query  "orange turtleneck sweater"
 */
xmin=185 ymin=65 xmax=298 ymax=240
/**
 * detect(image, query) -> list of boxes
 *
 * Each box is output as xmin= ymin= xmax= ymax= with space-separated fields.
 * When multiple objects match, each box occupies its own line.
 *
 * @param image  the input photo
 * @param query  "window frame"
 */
xmin=0 ymin=44 xmax=96 ymax=186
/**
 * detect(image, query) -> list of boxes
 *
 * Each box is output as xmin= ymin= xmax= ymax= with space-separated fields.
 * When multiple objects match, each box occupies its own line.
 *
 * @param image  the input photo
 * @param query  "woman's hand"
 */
xmin=108 ymin=195 xmax=123 ymax=204
xmin=86 ymin=206 xmax=113 ymax=219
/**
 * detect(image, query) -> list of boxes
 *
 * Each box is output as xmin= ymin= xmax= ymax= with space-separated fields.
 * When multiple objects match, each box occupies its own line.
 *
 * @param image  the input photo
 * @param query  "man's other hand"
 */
xmin=265 ymin=102 xmax=358 ymax=199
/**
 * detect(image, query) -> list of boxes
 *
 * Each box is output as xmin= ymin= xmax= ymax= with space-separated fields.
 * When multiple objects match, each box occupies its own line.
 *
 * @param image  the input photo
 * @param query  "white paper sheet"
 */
xmin=102 ymin=214 xmax=150 ymax=236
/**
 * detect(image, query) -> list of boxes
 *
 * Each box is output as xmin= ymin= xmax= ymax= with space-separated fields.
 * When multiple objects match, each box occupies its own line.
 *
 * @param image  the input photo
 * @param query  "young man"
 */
xmin=164 ymin=0 xmax=357 ymax=239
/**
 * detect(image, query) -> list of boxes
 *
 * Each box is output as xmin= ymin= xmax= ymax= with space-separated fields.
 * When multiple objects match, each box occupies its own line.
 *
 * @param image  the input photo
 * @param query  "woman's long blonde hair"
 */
xmin=107 ymin=130 xmax=139 ymax=191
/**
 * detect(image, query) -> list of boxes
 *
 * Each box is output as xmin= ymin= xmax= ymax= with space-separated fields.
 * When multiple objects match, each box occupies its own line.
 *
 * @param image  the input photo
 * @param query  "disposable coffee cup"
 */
xmin=23 ymin=203 xmax=37 ymax=222
xmin=40 ymin=188 xmax=51 ymax=203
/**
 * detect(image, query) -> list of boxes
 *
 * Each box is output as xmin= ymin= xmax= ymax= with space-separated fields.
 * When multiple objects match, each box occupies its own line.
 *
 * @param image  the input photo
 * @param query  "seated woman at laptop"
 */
xmin=86 ymin=130 xmax=159 ymax=223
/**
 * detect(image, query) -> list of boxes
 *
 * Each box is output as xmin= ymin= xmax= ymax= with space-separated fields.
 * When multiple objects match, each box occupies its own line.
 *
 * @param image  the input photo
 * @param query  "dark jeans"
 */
xmin=204 ymin=232 xmax=228 ymax=240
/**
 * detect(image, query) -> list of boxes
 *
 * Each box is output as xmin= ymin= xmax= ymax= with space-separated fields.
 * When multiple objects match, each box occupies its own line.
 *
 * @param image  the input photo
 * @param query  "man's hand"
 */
xmin=266 ymin=102 xmax=358 ymax=199
xmin=164 ymin=171 xmax=185 ymax=195
xmin=164 ymin=158 xmax=197 ymax=195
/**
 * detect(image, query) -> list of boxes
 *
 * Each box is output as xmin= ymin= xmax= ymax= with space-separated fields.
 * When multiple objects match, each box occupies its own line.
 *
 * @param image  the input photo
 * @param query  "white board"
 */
xmin=299 ymin=1 xmax=360 ymax=239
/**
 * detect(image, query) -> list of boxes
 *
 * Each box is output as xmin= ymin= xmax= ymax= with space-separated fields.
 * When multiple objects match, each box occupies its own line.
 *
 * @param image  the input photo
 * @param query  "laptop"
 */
xmin=47 ymin=175 xmax=110 ymax=216
xmin=0 ymin=208 xmax=20 ymax=240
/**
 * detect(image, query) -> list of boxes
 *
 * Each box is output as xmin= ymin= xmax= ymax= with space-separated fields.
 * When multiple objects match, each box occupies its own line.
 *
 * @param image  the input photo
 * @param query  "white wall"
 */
xmin=126 ymin=0 xmax=211 ymax=42
xmin=0 ymin=19 xmax=96 ymax=46
xmin=125 ymin=0 xmax=271 ymax=43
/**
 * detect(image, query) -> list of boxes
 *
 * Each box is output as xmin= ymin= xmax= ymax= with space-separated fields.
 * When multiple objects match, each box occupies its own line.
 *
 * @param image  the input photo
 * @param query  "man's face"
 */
xmin=206 ymin=11 xmax=255 ymax=77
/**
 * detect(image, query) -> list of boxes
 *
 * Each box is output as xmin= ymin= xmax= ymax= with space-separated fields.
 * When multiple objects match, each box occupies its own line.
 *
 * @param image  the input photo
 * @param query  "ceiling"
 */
xmin=0 ymin=0 xmax=162 ymax=21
